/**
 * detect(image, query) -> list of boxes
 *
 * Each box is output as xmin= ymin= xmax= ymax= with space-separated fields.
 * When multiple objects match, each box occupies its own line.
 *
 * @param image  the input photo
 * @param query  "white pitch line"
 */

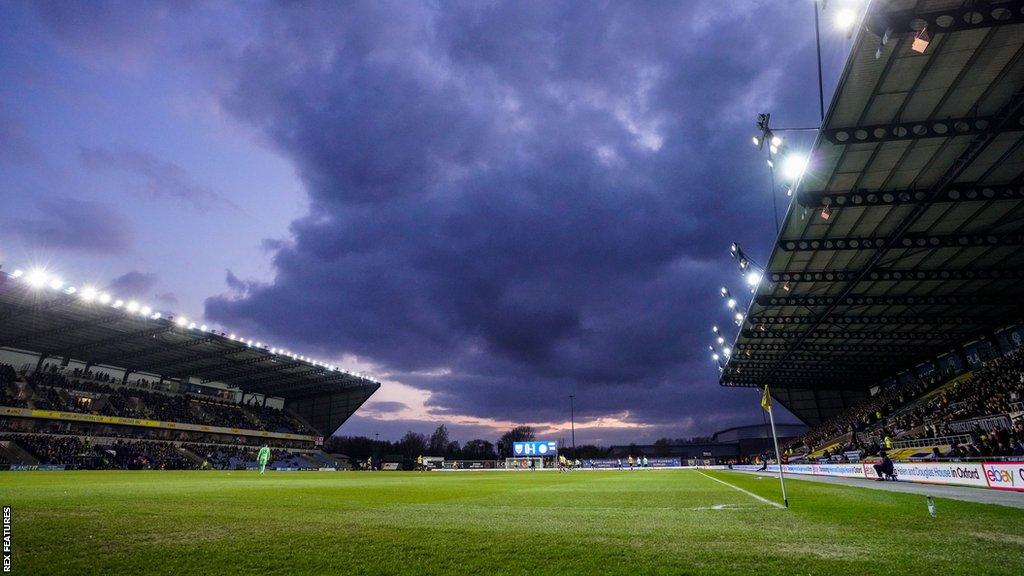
xmin=695 ymin=470 xmax=785 ymax=509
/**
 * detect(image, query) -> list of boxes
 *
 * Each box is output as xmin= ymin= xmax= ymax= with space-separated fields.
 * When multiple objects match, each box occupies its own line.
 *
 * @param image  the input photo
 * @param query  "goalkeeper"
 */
xmin=257 ymin=445 xmax=271 ymax=474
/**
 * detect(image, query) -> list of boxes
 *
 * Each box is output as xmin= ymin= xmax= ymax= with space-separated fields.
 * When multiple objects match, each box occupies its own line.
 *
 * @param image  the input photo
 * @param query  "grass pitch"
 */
xmin=3 ymin=469 xmax=1023 ymax=575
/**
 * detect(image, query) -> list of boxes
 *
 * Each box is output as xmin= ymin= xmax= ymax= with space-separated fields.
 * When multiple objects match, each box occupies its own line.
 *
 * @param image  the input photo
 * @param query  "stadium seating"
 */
xmin=14 ymin=365 xmax=314 ymax=435
xmin=786 ymin=350 xmax=1024 ymax=461
xmin=0 ymin=432 xmax=336 ymax=471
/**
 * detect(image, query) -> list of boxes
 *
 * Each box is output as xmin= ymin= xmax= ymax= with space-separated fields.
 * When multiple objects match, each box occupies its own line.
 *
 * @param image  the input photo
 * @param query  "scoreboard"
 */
xmin=512 ymin=441 xmax=558 ymax=456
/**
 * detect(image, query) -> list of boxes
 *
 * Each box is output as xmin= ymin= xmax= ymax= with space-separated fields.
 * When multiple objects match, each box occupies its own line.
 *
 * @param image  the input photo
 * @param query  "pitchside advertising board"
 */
xmin=738 ymin=461 xmax=1024 ymax=491
xmin=512 ymin=441 xmax=558 ymax=456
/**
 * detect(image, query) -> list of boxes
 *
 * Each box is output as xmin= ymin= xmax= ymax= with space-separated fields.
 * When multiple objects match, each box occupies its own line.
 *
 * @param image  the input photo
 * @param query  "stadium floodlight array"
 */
xmin=3 ymin=265 xmax=377 ymax=383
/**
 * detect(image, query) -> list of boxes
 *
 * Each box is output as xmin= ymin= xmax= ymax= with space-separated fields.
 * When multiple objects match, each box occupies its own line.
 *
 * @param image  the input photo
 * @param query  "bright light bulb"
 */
xmin=152 ymin=312 xmax=162 ymax=320
xmin=735 ymin=311 xmax=744 ymax=322
xmin=771 ymin=135 xmax=782 ymax=147
xmin=11 ymin=269 xmax=24 ymax=278
xmin=769 ymin=144 xmax=778 ymax=155
xmin=834 ymin=8 xmax=857 ymax=31
xmin=48 ymin=277 xmax=64 ymax=290
xmin=80 ymin=286 xmax=97 ymax=302
xmin=188 ymin=322 xmax=196 ymax=329
xmin=175 ymin=316 xmax=188 ymax=327
xmin=200 ymin=324 xmax=208 ymax=331
xmin=727 ymin=298 xmax=737 ymax=309
xmin=112 ymin=299 xmax=124 ymax=309
xmin=746 ymin=271 xmax=762 ymax=287
xmin=126 ymin=301 xmax=139 ymax=313
xmin=140 ymin=306 xmax=151 ymax=316
xmin=98 ymin=293 xmax=111 ymax=304
xmin=751 ymin=136 xmax=760 ymax=147
xmin=723 ymin=347 xmax=732 ymax=357
xmin=782 ymin=153 xmax=809 ymax=180
xmin=712 ymin=353 xmax=720 ymax=361
xmin=717 ymin=336 xmax=725 ymax=345
xmin=26 ymin=269 xmax=48 ymax=288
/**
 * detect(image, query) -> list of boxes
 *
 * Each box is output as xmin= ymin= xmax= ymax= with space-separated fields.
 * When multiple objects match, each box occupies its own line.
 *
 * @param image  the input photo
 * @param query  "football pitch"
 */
xmin=3 ymin=469 xmax=1023 ymax=575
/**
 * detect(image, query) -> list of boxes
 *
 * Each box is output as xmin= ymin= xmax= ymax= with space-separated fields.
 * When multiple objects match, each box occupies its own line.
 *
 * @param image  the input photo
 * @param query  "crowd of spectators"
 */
xmin=0 ymin=431 xmax=321 ymax=470
xmin=786 ymin=370 xmax=951 ymax=454
xmin=21 ymin=366 xmax=312 ymax=435
xmin=0 ymin=362 xmax=28 ymax=408
xmin=788 ymin=350 xmax=1024 ymax=461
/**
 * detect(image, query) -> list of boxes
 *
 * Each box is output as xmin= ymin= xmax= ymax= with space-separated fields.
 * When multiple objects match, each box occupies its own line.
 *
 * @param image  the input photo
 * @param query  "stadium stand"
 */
xmin=0 ymin=265 xmax=376 ymax=471
xmin=718 ymin=0 xmax=1024 ymax=468
xmin=785 ymin=349 xmax=1024 ymax=462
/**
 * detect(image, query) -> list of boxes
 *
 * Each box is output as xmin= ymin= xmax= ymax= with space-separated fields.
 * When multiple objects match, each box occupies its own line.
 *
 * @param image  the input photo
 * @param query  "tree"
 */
xmin=497 ymin=425 xmax=536 ymax=457
xmin=395 ymin=431 xmax=428 ymax=459
xmin=462 ymin=439 xmax=497 ymax=460
xmin=428 ymin=424 xmax=450 ymax=455
xmin=445 ymin=440 xmax=461 ymax=459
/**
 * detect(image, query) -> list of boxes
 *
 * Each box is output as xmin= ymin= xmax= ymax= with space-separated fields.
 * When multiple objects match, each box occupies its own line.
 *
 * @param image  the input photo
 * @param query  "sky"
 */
xmin=0 ymin=1 xmax=859 ymax=445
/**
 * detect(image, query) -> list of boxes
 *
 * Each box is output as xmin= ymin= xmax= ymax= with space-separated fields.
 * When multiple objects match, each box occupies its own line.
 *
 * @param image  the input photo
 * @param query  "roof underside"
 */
xmin=721 ymin=0 xmax=1024 ymax=398
xmin=0 ymin=274 xmax=379 ymax=434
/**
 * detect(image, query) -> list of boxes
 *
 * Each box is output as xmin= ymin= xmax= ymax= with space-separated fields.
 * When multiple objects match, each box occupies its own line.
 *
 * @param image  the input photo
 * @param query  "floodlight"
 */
xmin=727 ymin=298 xmax=737 ymax=309
xmin=717 ymin=336 xmax=725 ymax=345
xmin=723 ymin=347 xmax=732 ymax=357
xmin=188 ymin=322 xmax=196 ymax=329
xmin=712 ymin=353 xmax=720 ymax=361
xmin=140 ymin=306 xmax=152 ymax=316
xmin=781 ymin=153 xmax=808 ymax=180
xmin=98 ymin=293 xmax=112 ymax=304
xmin=80 ymin=286 xmax=98 ymax=302
xmin=834 ymin=8 xmax=857 ymax=32
xmin=26 ymin=269 xmax=48 ymax=288
xmin=771 ymin=135 xmax=782 ymax=147
xmin=734 ymin=311 xmax=744 ymax=322
xmin=152 ymin=312 xmax=162 ymax=320
xmin=126 ymin=301 xmax=139 ymax=313
xmin=746 ymin=271 xmax=762 ymax=288
xmin=175 ymin=316 xmax=188 ymax=327
xmin=11 ymin=269 xmax=24 ymax=278
xmin=112 ymin=299 xmax=124 ymax=309
xmin=752 ymin=136 xmax=760 ymax=147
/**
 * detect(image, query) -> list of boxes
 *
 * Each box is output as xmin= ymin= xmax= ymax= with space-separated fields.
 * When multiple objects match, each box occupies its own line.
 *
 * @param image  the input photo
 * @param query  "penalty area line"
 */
xmin=695 ymin=470 xmax=785 ymax=509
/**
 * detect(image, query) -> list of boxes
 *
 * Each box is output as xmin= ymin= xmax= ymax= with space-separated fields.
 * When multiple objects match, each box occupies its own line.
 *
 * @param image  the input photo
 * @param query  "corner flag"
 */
xmin=761 ymin=384 xmax=772 ymax=412
xmin=761 ymin=385 xmax=789 ymax=508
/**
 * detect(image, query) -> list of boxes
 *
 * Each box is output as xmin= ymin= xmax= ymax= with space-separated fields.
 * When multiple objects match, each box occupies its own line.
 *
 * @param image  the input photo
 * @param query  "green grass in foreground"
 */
xmin=2 ymin=469 xmax=1023 ymax=575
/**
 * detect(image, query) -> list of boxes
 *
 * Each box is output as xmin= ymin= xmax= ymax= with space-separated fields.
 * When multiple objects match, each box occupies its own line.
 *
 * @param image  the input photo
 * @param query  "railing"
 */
xmin=890 ymin=434 xmax=971 ymax=450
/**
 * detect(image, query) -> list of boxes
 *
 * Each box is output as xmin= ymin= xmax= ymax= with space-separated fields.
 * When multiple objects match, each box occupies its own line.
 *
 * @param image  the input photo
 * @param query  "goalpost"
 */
xmin=504 ymin=457 xmax=545 ymax=470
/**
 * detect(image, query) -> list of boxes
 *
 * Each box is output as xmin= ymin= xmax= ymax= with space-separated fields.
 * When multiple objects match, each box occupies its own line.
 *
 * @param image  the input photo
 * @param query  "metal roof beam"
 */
xmin=867 ymin=1 xmax=1024 ymax=40
xmin=748 ymin=313 xmax=1004 ymax=326
xmin=736 ymin=341 xmax=947 ymax=353
xmin=48 ymin=326 xmax=174 ymax=359
xmin=93 ymin=335 xmax=217 ymax=366
xmin=756 ymin=293 xmax=1021 ymax=308
xmin=0 ymin=313 xmax=125 ymax=346
xmin=823 ymin=111 xmax=1024 ymax=145
xmin=740 ymin=328 xmax=974 ymax=341
xmin=144 ymin=345 xmax=248 ymax=374
xmin=799 ymin=183 xmax=1024 ymax=208
xmin=204 ymin=360 xmax=303 ymax=384
xmin=767 ymin=267 xmax=1024 ymax=285
xmin=187 ymin=354 xmax=275 ymax=379
xmin=778 ymin=232 xmax=1024 ymax=252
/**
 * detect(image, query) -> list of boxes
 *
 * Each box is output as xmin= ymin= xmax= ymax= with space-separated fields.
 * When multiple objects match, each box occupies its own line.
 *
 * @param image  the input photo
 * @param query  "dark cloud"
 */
xmin=156 ymin=292 xmax=179 ymax=305
xmin=79 ymin=145 xmax=241 ymax=212
xmin=107 ymin=271 xmax=159 ymax=298
xmin=201 ymin=1 xmax=813 ymax=437
xmin=2 ymin=197 xmax=132 ymax=254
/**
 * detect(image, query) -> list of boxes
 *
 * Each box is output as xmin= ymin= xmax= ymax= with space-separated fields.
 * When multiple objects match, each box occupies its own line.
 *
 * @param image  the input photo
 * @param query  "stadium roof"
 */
xmin=720 ymin=0 xmax=1024 ymax=421
xmin=0 ymin=268 xmax=380 ymax=435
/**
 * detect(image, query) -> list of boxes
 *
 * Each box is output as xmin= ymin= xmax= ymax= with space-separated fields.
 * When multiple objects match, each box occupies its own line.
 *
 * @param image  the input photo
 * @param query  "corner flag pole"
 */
xmin=762 ymin=385 xmax=789 ymax=508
